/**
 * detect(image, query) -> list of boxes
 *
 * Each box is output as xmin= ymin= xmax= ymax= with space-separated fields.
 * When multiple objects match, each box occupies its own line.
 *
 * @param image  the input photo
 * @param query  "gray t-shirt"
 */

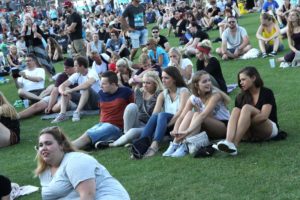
xmin=222 ymin=26 xmax=248 ymax=49
xmin=135 ymin=89 xmax=161 ymax=123
xmin=39 ymin=152 xmax=130 ymax=200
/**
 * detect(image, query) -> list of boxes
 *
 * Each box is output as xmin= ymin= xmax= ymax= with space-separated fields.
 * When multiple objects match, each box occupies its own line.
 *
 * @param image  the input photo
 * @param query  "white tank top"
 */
xmin=163 ymin=87 xmax=189 ymax=115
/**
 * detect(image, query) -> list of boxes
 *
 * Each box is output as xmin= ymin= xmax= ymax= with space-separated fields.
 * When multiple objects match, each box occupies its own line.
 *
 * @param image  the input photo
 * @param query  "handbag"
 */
xmin=184 ymin=131 xmax=210 ymax=154
xmin=131 ymin=137 xmax=151 ymax=159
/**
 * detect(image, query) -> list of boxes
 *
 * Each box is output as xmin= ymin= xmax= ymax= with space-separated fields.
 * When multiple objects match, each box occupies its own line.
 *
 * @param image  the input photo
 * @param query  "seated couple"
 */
xmin=19 ymin=57 xmax=100 ymax=122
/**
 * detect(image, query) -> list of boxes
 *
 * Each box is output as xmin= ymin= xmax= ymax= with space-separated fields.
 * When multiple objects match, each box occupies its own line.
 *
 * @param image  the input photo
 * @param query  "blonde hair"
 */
xmin=35 ymin=126 xmax=77 ymax=176
xmin=288 ymin=9 xmax=300 ymax=36
xmin=147 ymin=38 xmax=157 ymax=46
xmin=168 ymin=47 xmax=183 ymax=68
xmin=141 ymin=71 xmax=163 ymax=93
xmin=116 ymin=57 xmax=134 ymax=72
xmin=0 ymin=92 xmax=18 ymax=119
xmin=197 ymin=39 xmax=213 ymax=61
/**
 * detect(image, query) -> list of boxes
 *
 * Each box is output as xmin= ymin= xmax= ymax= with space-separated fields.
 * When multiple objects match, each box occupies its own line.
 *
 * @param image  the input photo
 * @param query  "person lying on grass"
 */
xmin=0 ymin=91 xmax=20 ymax=148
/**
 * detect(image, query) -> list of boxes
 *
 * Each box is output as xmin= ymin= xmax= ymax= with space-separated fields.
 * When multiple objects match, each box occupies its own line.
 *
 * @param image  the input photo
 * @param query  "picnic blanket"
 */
xmin=41 ymin=110 xmax=99 ymax=120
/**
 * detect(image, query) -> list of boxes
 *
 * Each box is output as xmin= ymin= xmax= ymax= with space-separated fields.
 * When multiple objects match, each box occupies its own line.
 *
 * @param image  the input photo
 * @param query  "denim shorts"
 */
xmin=129 ymin=29 xmax=148 ymax=49
xmin=86 ymin=122 xmax=122 ymax=144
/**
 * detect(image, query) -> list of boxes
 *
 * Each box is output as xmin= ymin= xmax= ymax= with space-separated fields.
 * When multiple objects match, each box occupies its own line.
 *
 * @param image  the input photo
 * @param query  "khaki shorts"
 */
xmin=71 ymin=39 xmax=86 ymax=58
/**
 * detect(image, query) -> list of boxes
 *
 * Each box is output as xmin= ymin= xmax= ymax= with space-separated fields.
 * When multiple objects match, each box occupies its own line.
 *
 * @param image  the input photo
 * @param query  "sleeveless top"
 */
xmin=190 ymin=93 xmax=230 ymax=121
xmin=8 ymin=53 xmax=19 ymax=65
xmin=91 ymin=40 xmax=103 ymax=54
xmin=291 ymin=32 xmax=300 ymax=50
xmin=163 ymin=87 xmax=189 ymax=115
xmin=262 ymin=26 xmax=277 ymax=45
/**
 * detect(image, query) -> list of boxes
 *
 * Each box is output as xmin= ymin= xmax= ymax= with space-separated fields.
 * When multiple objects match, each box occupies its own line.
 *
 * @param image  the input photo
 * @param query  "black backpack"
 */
xmin=131 ymin=137 xmax=151 ymax=159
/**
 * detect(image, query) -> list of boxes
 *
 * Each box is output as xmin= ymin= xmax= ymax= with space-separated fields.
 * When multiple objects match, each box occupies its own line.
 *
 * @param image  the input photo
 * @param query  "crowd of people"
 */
xmin=0 ymin=0 xmax=292 ymax=198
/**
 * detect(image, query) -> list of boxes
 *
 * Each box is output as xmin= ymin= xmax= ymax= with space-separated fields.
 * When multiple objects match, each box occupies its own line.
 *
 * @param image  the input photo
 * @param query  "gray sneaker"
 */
xmin=51 ymin=113 xmax=68 ymax=123
xmin=72 ymin=112 xmax=81 ymax=122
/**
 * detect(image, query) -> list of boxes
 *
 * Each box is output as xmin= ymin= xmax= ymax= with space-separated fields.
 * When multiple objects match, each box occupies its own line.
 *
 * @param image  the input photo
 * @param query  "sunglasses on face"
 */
xmin=152 ymin=31 xmax=158 ymax=33
xmin=228 ymin=21 xmax=236 ymax=24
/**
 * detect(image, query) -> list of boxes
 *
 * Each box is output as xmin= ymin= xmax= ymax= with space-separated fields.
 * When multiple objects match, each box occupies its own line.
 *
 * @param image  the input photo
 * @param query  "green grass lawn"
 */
xmin=1 ymin=13 xmax=300 ymax=199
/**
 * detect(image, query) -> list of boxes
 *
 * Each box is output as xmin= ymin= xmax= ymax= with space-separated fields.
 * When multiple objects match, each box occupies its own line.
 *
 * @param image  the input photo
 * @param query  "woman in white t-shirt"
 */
xmin=168 ymin=47 xmax=193 ymax=84
xmin=35 ymin=126 xmax=130 ymax=200
xmin=163 ymin=70 xmax=230 ymax=157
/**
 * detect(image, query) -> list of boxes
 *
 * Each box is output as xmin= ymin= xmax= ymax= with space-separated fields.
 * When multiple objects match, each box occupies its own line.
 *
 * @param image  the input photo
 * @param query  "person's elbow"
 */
xmin=79 ymin=191 xmax=96 ymax=200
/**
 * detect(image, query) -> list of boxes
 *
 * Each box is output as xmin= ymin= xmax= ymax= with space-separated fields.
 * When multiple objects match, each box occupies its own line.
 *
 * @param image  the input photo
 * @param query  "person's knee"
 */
xmin=241 ymin=104 xmax=253 ymax=113
xmin=32 ymin=101 xmax=47 ymax=110
xmin=18 ymin=88 xmax=24 ymax=96
xmin=125 ymin=103 xmax=138 ymax=113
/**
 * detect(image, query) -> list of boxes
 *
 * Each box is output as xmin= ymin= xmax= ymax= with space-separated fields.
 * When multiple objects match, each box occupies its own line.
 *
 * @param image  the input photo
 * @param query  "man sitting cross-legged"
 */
xmin=73 ymin=71 xmax=134 ymax=150
xmin=18 ymin=58 xmax=77 ymax=119
xmin=216 ymin=16 xmax=252 ymax=60
xmin=51 ymin=56 xmax=101 ymax=123
xmin=17 ymin=53 xmax=45 ymax=103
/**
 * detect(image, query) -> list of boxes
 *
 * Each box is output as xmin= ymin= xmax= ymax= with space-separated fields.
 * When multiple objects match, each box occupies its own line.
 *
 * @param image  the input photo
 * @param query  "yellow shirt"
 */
xmin=262 ymin=26 xmax=277 ymax=45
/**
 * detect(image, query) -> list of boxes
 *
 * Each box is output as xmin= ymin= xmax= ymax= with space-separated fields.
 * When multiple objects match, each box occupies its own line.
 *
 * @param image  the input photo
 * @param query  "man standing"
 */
xmin=216 ymin=16 xmax=252 ymax=60
xmin=72 ymin=71 xmax=134 ymax=150
xmin=64 ymin=0 xmax=86 ymax=58
xmin=121 ymin=0 xmax=148 ymax=61
xmin=52 ymin=56 xmax=100 ymax=123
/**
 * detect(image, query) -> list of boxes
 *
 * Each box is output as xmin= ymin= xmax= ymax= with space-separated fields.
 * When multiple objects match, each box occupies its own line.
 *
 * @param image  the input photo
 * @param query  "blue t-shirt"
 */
xmin=106 ymin=37 xmax=125 ymax=52
xmin=148 ymin=46 xmax=170 ymax=68
xmin=262 ymin=0 xmax=279 ymax=12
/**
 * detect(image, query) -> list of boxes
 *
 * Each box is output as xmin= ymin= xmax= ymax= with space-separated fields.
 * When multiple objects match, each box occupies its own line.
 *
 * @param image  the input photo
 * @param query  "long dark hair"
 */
xmin=236 ymin=66 xmax=264 ymax=106
xmin=163 ymin=66 xmax=187 ymax=88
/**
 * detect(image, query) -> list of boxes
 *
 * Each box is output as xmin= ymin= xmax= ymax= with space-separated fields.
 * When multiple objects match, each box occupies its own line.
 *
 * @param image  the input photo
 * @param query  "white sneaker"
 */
xmin=72 ymin=112 xmax=80 ymax=122
xmin=217 ymin=140 xmax=238 ymax=155
xmin=171 ymin=143 xmax=188 ymax=157
xmin=162 ymin=142 xmax=179 ymax=157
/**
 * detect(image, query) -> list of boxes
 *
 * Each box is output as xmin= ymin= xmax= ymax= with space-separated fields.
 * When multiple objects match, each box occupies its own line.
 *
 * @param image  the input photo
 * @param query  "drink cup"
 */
xmin=269 ymin=58 xmax=275 ymax=68
xmin=23 ymin=99 xmax=29 ymax=108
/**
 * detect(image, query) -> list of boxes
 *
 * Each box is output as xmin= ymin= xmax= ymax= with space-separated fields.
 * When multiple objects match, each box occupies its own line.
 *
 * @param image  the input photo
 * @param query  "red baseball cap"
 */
xmin=63 ymin=1 xmax=73 ymax=8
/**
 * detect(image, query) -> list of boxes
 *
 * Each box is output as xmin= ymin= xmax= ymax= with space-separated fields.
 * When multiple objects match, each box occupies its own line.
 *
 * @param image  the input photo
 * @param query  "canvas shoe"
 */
xmin=217 ymin=140 xmax=238 ymax=155
xmin=171 ymin=143 xmax=188 ymax=158
xmin=269 ymin=51 xmax=277 ymax=57
xmin=72 ymin=112 xmax=81 ymax=122
xmin=95 ymin=140 xmax=114 ymax=149
xmin=51 ymin=113 xmax=68 ymax=123
xmin=162 ymin=142 xmax=180 ymax=157
xmin=261 ymin=52 xmax=268 ymax=58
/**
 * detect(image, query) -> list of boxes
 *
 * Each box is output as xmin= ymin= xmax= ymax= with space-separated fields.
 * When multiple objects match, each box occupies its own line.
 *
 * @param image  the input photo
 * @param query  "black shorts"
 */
xmin=221 ymin=120 xmax=228 ymax=126
xmin=29 ymin=89 xmax=43 ymax=96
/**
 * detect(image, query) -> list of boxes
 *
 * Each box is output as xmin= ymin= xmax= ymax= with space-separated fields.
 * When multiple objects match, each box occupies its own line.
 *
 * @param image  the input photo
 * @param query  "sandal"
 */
xmin=143 ymin=147 xmax=158 ymax=158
